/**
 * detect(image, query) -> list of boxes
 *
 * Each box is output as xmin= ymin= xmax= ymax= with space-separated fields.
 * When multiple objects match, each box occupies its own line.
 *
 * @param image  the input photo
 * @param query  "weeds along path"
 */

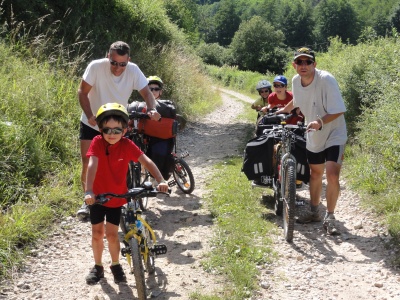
xmin=0 ymin=88 xmax=251 ymax=300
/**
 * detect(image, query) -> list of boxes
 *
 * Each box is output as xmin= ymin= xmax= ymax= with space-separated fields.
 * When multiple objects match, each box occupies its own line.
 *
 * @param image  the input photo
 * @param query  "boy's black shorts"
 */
xmin=306 ymin=145 xmax=345 ymax=165
xmin=89 ymin=204 xmax=122 ymax=226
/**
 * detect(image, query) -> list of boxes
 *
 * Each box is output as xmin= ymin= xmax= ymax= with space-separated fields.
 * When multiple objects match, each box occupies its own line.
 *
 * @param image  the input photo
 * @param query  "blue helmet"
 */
xmin=273 ymin=75 xmax=287 ymax=86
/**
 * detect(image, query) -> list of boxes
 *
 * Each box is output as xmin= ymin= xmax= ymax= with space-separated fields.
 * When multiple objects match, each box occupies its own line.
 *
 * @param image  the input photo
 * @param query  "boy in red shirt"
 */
xmin=83 ymin=103 xmax=168 ymax=285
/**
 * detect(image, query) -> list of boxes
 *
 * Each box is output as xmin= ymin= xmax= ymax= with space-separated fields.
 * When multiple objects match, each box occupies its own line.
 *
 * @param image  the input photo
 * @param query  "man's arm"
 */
xmin=78 ymin=80 xmax=97 ymax=127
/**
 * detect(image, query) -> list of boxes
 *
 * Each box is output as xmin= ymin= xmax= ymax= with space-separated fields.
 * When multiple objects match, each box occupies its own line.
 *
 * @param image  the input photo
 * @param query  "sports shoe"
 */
xmin=110 ymin=264 xmax=127 ymax=284
xmin=296 ymin=211 xmax=322 ymax=224
xmin=323 ymin=215 xmax=339 ymax=235
xmin=76 ymin=202 xmax=90 ymax=220
xmin=86 ymin=265 xmax=104 ymax=284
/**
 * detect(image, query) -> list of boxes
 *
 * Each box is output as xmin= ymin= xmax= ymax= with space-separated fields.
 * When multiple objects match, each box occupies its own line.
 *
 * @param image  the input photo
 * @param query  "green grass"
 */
xmin=189 ymin=157 xmax=277 ymax=300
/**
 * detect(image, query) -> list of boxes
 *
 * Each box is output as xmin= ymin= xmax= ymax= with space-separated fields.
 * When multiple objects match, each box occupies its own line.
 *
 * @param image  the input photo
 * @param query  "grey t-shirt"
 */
xmin=292 ymin=69 xmax=347 ymax=152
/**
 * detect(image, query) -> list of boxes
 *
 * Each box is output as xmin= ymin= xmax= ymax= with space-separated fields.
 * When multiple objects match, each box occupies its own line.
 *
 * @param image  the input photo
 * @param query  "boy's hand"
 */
xmin=84 ymin=191 xmax=95 ymax=205
xmin=157 ymin=182 xmax=169 ymax=193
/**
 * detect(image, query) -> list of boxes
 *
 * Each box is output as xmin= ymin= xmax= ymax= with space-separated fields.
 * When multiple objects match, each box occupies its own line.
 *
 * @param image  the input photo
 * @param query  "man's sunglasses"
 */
xmin=294 ymin=59 xmax=314 ymax=66
xmin=109 ymin=59 xmax=128 ymax=67
xmin=273 ymin=84 xmax=285 ymax=88
xmin=102 ymin=127 xmax=124 ymax=135
xmin=150 ymin=87 xmax=162 ymax=91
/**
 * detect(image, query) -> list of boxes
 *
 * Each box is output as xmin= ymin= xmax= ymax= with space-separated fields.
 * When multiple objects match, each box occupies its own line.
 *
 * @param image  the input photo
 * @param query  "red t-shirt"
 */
xmin=86 ymin=135 xmax=144 ymax=208
xmin=268 ymin=91 xmax=293 ymax=108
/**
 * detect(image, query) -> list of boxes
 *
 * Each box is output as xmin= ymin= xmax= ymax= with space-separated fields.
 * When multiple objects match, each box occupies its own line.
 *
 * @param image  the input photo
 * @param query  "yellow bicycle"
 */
xmin=96 ymin=182 xmax=169 ymax=300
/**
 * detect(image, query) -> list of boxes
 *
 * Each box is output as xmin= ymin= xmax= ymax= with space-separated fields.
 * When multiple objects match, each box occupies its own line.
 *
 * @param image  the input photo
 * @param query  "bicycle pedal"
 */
xmin=180 ymin=151 xmax=189 ymax=158
xmin=150 ymin=244 xmax=167 ymax=255
xmin=168 ymin=180 xmax=176 ymax=187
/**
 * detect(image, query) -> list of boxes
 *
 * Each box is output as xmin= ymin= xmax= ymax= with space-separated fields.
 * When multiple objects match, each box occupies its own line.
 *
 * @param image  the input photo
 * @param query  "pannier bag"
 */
xmin=242 ymin=133 xmax=276 ymax=184
xmin=291 ymin=134 xmax=310 ymax=183
xmin=127 ymin=100 xmax=178 ymax=139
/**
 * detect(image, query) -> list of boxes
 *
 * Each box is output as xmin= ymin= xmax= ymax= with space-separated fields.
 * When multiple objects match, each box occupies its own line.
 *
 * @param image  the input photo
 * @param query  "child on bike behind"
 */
xmin=83 ymin=103 xmax=168 ymax=285
xmin=251 ymin=79 xmax=272 ymax=121
xmin=145 ymin=76 xmax=177 ymax=180
xmin=259 ymin=75 xmax=304 ymax=125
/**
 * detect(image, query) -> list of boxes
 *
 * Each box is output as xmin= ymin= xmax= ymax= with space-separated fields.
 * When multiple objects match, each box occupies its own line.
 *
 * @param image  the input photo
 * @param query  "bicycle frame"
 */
xmin=96 ymin=185 xmax=168 ymax=300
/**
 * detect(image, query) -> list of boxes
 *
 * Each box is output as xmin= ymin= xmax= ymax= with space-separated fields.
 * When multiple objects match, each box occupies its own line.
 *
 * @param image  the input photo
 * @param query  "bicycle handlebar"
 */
xmin=129 ymin=111 xmax=150 ymax=120
xmin=95 ymin=182 xmax=171 ymax=205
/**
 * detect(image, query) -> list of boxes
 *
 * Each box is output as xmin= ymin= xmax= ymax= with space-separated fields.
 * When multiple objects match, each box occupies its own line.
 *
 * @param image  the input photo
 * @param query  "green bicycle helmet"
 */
xmin=147 ymin=75 xmax=163 ymax=88
xmin=96 ymin=103 xmax=129 ymax=125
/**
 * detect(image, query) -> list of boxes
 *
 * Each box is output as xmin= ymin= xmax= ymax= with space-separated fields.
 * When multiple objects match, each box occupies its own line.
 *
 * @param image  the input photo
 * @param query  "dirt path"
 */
xmin=2 ymin=88 xmax=400 ymax=300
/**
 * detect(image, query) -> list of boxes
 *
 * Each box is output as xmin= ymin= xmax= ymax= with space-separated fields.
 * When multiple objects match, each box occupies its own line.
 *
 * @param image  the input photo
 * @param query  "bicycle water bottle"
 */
xmin=136 ymin=220 xmax=146 ymax=237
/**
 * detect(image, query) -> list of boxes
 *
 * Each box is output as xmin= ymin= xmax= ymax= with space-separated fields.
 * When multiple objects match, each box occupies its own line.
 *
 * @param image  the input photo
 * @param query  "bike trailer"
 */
xmin=242 ymin=132 xmax=275 ymax=183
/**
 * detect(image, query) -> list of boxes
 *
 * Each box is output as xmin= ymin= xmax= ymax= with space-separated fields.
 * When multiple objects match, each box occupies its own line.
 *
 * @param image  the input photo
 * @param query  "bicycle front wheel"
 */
xmin=173 ymin=158 xmax=195 ymax=194
xmin=129 ymin=237 xmax=147 ymax=300
xmin=282 ymin=158 xmax=296 ymax=242
xmin=141 ymin=216 xmax=155 ymax=275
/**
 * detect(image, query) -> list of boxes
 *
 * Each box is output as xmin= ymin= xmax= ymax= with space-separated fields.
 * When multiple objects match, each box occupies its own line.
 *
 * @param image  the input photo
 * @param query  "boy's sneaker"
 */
xmin=110 ymin=264 xmax=127 ymax=284
xmin=323 ymin=215 xmax=339 ymax=235
xmin=296 ymin=211 xmax=322 ymax=224
xmin=86 ymin=265 xmax=104 ymax=284
xmin=77 ymin=202 xmax=90 ymax=220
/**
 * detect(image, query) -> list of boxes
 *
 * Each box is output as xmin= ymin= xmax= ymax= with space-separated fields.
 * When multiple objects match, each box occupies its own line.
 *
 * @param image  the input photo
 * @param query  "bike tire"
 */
xmin=129 ymin=237 xmax=147 ymax=300
xmin=283 ymin=158 xmax=296 ymax=242
xmin=120 ymin=206 xmax=129 ymax=234
xmin=141 ymin=215 xmax=155 ymax=275
xmin=173 ymin=158 xmax=195 ymax=194
xmin=137 ymin=165 xmax=149 ymax=211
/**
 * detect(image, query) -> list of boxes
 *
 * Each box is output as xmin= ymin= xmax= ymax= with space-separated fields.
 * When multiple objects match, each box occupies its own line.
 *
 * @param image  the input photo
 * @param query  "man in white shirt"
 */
xmin=276 ymin=47 xmax=347 ymax=235
xmin=77 ymin=41 xmax=161 ymax=220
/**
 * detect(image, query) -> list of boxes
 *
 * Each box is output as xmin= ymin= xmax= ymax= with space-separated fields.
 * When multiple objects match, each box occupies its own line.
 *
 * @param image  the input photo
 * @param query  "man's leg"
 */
xmin=325 ymin=161 xmax=342 ymax=213
xmin=80 ymin=139 xmax=92 ymax=191
xmin=309 ymin=163 xmax=325 ymax=207
xmin=77 ymin=139 xmax=92 ymax=220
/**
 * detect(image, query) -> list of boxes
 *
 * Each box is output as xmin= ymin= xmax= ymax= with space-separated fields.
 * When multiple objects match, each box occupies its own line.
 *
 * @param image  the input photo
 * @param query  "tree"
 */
xmin=313 ymin=0 xmax=360 ymax=49
xmin=279 ymin=0 xmax=315 ymax=48
xmin=230 ymin=16 xmax=287 ymax=74
xmin=164 ymin=0 xmax=200 ymax=43
xmin=213 ymin=0 xmax=241 ymax=46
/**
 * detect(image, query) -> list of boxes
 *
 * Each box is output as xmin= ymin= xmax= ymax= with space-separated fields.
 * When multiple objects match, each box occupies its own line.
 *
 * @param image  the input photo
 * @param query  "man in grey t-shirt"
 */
xmin=276 ymin=47 xmax=347 ymax=235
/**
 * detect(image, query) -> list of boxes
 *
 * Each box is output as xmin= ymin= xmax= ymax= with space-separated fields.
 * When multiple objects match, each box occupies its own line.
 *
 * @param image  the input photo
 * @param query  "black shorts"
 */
xmin=79 ymin=122 xmax=100 ymax=140
xmin=307 ymin=145 xmax=345 ymax=165
xmin=89 ymin=204 xmax=122 ymax=226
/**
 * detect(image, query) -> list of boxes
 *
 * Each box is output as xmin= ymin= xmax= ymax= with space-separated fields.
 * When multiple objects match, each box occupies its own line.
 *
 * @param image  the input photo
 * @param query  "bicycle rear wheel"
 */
xmin=173 ymin=158 xmax=195 ymax=194
xmin=283 ymin=158 xmax=296 ymax=242
xmin=129 ymin=237 xmax=147 ymax=300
